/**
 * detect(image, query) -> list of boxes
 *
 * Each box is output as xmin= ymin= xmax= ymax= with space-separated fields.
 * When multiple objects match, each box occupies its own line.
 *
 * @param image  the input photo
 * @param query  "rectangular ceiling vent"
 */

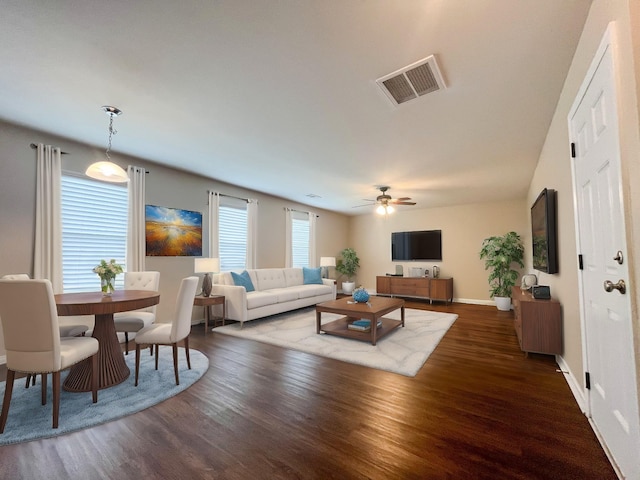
xmin=376 ymin=55 xmax=446 ymax=106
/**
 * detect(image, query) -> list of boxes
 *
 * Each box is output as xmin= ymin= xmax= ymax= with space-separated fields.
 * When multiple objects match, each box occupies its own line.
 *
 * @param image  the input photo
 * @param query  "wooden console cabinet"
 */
xmin=376 ymin=276 xmax=453 ymax=304
xmin=511 ymin=286 xmax=562 ymax=355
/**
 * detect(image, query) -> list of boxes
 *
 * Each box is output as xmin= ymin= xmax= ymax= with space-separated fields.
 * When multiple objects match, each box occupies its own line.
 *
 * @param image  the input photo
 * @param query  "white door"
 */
xmin=569 ymin=25 xmax=640 ymax=479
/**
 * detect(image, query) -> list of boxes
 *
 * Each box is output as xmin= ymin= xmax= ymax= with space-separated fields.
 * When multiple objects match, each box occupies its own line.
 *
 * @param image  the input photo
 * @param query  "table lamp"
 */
xmin=194 ymin=257 xmax=220 ymax=297
xmin=320 ymin=256 xmax=336 ymax=279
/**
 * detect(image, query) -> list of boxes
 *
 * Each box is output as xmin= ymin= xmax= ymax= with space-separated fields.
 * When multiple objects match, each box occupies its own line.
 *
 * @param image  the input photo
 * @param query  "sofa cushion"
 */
xmin=267 ymin=288 xmax=300 ymax=303
xmin=254 ymin=269 xmax=286 ymax=291
xmin=283 ymin=268 xmax=304 ymax=287
xmin=231 ymin=270 xmax=255 ymax=292
xmin=246 ymin=291 xmax=278 ymax=309
xmin=302 ymin=266 xmax=323 ymax=285
xmin=294 ymin=284 xmax=333 ymax=299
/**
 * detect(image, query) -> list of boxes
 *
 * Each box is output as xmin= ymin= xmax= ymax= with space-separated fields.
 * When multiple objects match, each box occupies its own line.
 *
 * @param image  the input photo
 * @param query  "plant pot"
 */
xmin=494 ymin=296 xmax=512 ymax=311
xmin=341 ymin=281 xmax=355 ymax=295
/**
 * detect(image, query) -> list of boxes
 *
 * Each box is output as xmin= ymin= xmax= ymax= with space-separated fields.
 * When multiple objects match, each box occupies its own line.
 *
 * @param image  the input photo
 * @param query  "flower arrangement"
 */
xmin=93 ymin=259 xmax=123 ymax=296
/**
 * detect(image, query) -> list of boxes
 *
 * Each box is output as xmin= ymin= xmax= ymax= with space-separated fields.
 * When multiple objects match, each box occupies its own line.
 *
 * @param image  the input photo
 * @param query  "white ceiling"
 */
xmin=0 ymin=0 xmax=592 ymax=215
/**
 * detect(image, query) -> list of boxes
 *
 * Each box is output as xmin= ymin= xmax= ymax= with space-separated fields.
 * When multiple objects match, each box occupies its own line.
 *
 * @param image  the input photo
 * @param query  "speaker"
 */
xmin=395 ymin=265 xmax=403 ymax=276
xmin=532 ymin=285 xmax=551 ymax=299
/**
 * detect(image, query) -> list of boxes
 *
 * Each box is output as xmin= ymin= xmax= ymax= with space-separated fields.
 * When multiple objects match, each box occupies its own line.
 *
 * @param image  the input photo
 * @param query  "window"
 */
xmin=291 ymin=211 xmax=310 ymax=268
xmin=61 ymin=174 xmax=128 ymax=293
xmin=219 ymin=198 xmax=247 ymax=271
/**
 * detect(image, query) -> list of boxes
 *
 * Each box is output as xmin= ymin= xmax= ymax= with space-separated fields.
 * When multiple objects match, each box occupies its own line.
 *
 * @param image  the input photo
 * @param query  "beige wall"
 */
xmin=0 ymin=121 xmax=348 ymax=358
xmin=348 ymin=200 xmax=528 ymax=303
xmin=529 ymin=0 xmax=640 ymax=400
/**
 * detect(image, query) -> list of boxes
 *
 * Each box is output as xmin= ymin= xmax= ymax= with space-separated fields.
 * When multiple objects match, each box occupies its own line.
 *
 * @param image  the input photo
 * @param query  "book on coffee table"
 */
xmin=347 ymin=319 xmax=382 ymax=331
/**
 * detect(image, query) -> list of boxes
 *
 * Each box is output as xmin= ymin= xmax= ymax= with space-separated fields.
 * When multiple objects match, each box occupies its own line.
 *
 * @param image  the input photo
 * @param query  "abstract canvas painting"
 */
xmin=145 ymin=205 xmax=202 ymax=256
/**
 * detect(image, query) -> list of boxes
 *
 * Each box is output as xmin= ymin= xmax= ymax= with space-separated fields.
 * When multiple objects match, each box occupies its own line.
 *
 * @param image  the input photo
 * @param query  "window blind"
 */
xmin=291 ymin=212 xmax=310 ymax=268
xmin=219 ymin=202 xmax=247 ymax=271
xmin=61 ymin=174 xmax=128 ymax=293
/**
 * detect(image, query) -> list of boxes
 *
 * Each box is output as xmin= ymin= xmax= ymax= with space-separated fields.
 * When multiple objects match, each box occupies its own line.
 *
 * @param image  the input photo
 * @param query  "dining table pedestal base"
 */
xmin=63 ymin=313 xmax=130 ymax=392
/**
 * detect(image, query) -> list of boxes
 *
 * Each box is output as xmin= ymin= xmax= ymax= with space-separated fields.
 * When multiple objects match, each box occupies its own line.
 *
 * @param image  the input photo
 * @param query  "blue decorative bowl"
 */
xmin=352 ymin=287 xmax=370 ymax=303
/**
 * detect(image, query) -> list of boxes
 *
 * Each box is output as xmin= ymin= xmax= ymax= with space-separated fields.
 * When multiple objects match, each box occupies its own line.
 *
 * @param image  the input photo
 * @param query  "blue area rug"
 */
xmin=0 ymin=346 xmax=208 ymax=445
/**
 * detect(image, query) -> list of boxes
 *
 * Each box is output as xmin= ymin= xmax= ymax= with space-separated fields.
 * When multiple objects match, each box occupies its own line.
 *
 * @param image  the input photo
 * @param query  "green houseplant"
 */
xmin=335 ymin=247 xmax=360 ymax=294
xmin=479 ymin=231 xmax=524 ymax=310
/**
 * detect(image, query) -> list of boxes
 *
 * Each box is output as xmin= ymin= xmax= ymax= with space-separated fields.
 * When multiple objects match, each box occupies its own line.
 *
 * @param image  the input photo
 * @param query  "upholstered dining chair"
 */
xmin=0 ymin=278 xmax=99 ymax=432
xmin=1 ymin=274 xmax=90 ymax=388
xmin=113 ymin=271 xmax=160 ymax=354
xmin=134 ymin=276 xmax=198 ymax=386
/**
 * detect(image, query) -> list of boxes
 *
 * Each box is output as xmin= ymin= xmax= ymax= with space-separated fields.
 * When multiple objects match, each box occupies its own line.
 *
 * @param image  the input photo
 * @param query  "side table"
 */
xmin=193 ymin=295 xmax=226 ymax=332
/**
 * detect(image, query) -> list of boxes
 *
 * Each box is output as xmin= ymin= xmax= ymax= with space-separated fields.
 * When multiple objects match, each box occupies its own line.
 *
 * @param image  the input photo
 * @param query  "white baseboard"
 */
xmin=455 ymin=298 xmax=495 ymax=306
xmin=556 ymin=354 xmax=586 ymax=413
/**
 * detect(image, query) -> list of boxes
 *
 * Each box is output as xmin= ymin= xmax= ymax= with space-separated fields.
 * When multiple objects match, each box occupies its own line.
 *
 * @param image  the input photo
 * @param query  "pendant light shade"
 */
xmin=86 ymin=106 xmax=129 ymax=183
xmin=85 ymin=160 xmax=129 ymax=183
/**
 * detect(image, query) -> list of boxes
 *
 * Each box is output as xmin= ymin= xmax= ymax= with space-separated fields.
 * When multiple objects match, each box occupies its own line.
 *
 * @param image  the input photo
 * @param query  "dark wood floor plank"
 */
xmin=0 ymin=300 xmax=616 ymax=479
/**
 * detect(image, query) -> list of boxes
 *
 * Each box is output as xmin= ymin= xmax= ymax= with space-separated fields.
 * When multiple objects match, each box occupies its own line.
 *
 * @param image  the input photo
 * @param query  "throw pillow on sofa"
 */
xmin=231 ymin=270 xmax=255 ymax=292
xmin=302 ymin=266 xmax=323 ymax=285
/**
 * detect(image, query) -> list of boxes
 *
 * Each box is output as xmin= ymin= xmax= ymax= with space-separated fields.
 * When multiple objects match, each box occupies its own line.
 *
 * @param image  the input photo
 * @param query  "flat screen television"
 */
xmin=391 ymin=230 xmax=442 ymax=261
xmin=531 ymin=188 xmax=558 ymax=274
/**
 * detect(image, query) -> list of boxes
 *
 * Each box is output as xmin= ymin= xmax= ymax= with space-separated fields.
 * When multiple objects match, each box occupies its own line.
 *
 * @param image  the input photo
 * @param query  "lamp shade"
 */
xmin=320 ymin=257 xmax=336 ymax=267
xmin=194 ymin=257 xmax=220 ymax=273
xmin=85 ymin=161 xmax=129 ymax=183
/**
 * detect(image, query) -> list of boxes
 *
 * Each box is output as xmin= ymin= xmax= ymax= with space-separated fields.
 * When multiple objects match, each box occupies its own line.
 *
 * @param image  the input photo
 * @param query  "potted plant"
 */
xmin=479 ymin=231 xmax=524 ymax=311
xmin=335 ymin=247 xmax=360 ymax=295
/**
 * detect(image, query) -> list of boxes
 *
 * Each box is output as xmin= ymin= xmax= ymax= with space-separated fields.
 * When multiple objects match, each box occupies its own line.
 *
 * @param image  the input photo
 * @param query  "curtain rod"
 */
xmin=30 ymin=143 xmax=69 ymax=155
xmin=286 ymin=207 xmax=320 ymax=218
xmin=209 ymin=191 xmax=249 ymax=202
xmin=30 ymin=143 xmax=150 ymax=173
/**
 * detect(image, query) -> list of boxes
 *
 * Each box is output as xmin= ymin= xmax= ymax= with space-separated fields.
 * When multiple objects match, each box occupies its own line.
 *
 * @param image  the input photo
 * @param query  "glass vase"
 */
xmin=101 ymin=277 xmax=115 ymax=296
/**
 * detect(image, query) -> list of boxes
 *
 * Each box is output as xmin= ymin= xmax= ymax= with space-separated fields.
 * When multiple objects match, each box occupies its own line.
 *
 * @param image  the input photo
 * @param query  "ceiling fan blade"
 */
xmin=352 ymin=203 xmax=374 ymax=208
xmin=393 ymin=201 xmax=416 ymax=205
xmin=394 ymin=197 xmax=412 ymax=201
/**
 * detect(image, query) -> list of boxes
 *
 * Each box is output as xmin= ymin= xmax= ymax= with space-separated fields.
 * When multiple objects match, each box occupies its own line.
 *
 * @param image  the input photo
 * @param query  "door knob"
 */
xmin=604 ymin=279 xmax=626 ymax=294
xmin=613 ymin=251 xmax=624 ymax=265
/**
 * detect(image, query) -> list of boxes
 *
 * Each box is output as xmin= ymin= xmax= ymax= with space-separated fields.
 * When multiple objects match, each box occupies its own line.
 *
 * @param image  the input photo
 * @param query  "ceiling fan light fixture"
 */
xmin=376 ymin=204 xmax=394 ymax=215
xmin=86 ymin=106 xmax=129 ymax=183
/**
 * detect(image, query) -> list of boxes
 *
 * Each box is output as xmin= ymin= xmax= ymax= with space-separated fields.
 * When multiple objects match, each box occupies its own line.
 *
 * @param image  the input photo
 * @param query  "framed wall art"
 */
xmin=145 ymin=205 xmax=202 ymax=256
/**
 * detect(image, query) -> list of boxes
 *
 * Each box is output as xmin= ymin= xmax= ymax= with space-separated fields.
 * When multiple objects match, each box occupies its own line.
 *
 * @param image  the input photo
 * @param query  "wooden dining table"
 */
xmin=55 ymin=290 xmax=160 ymax=392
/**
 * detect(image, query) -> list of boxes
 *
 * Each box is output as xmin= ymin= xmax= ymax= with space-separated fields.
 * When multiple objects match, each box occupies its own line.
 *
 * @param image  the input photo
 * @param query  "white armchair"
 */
xmin=113 ymin=271 xmax=160 ymax=354
xmin=0 ymin=279 xmax=99 ymax=431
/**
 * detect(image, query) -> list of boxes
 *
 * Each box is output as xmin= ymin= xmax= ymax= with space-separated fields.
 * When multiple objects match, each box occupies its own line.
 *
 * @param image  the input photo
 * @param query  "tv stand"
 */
xmin=376 ymin=276 xmax=453 ymax=304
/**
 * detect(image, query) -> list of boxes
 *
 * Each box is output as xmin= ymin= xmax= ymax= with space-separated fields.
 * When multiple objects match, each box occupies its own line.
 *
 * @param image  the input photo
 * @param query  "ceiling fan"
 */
xmin=354 ymin=186 xmax=416 ymax=214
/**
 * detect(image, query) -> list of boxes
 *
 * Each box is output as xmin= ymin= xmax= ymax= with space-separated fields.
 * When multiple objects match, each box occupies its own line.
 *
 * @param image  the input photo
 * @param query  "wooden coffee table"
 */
xmin=315 ymin=296 xmax=405 ymax=345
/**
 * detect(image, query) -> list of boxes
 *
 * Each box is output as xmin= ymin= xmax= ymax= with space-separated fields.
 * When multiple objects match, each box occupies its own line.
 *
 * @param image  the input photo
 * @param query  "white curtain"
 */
xmin=285 ymin=208 xmax=293 ymax=268
xmin=308 ymin=212 xmax=317 ymax=267
xmin=207 ymin=191 xmax=220 ymax=258
xmin=246 ymin=198 xmax=258 ymax=269
xmin=34 ymin=144 xmax=63 ymax=293
xmin=126 ymin=165 xmax=146 ymax=271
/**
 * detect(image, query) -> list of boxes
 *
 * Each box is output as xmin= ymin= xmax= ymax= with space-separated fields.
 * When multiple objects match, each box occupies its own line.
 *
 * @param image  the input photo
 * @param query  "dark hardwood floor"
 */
xmin=0 ymin=300 xmax=616 ymax=479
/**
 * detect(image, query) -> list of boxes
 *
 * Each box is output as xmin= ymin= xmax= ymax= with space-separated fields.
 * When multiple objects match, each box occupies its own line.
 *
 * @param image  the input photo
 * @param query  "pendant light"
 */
xmin=85 ymin=106 xmax=129 ymax=183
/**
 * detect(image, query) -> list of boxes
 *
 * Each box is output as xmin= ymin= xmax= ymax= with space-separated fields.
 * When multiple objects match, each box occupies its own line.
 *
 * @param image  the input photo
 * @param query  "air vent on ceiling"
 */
xmin=376 ymin=55 xmax=446 ymax=106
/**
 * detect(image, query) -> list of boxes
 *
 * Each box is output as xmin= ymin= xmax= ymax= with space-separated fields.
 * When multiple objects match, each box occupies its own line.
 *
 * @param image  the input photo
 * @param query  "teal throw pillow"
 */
xmin=231 ymin=270 xmax=255 ymax=292
xmin=303 ymin=266 xmax=323 ymax=285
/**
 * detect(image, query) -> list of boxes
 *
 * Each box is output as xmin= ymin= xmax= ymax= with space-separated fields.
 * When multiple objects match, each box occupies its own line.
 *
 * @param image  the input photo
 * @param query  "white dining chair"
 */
xmin=0 ymin=278 xmax=99 ymax=432
xmin=113 ymin=271 xmax=160 ymax=354
xmin=1 ymin=274 xmax=90 ymax=387
xmin=134 ymin=276 xmax=198 ymax=386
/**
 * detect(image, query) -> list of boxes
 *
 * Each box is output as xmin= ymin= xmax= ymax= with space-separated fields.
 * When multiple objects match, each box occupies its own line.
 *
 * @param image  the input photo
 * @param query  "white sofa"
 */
xmin=211 ymin=268 xmax=336 ymax=327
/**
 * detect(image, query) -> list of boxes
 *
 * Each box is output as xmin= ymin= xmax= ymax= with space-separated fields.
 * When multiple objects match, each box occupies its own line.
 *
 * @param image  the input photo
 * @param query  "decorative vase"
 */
xmin=352 ymin=287 xmax=370 ymax=303
xmin=101 ymin=277 xmax=115 ymax=296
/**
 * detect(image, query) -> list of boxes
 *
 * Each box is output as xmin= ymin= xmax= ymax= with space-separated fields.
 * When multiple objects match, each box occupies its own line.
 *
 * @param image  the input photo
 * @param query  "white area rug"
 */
xmin=214 ymin=307 xmax=457 ymax=377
